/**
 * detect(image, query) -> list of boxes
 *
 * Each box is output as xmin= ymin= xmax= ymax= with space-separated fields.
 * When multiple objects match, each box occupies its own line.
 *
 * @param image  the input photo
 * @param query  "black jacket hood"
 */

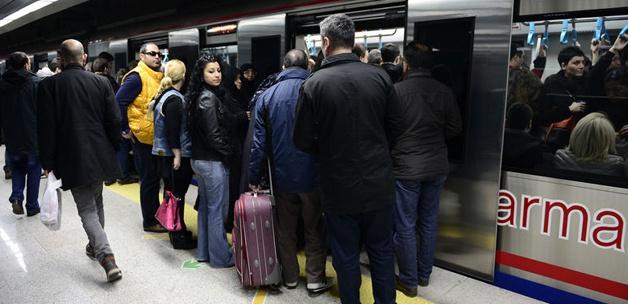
xmin=1 ymin=69 xmax=33 ymax=86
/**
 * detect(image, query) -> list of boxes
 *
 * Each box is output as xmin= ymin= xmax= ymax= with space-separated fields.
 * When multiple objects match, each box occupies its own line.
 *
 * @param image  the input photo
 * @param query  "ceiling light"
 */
xmin=0 ymin=0 xmax=58 ymax=28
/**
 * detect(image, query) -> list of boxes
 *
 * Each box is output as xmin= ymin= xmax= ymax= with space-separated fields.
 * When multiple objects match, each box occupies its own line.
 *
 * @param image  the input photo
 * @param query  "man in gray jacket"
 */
xmin=391 ymin=41 xmax=462 ymax=297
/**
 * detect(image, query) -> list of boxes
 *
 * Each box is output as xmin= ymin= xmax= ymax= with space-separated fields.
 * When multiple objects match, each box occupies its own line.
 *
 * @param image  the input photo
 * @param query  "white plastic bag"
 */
xmin=40 ymin=172 xmax=62 ymax=231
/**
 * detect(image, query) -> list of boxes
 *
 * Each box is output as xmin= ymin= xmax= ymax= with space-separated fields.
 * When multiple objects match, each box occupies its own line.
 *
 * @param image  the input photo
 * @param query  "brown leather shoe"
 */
xmin=396 ymin=276 xmax=417 ymax=297
xmin=100 ymin=255 xmax=122 ymax=282
xmin=11 ymin=200 xmax=24 ymax=215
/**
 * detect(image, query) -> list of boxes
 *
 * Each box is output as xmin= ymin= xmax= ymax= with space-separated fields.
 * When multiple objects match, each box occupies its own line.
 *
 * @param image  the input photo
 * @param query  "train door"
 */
xmin=287 ymin=2 xmax=406 ymax=62
xmin=406 ymin=0 xmax=514 ymax=281
xmin=237 ymin=14 xmax=286 ymax=84
xmin=109 ymin=39 xmax=128 ymax=75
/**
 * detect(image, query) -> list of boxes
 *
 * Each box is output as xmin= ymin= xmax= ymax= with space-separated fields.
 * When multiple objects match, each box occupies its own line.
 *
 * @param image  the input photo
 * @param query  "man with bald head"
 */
xmin=37 ymin=39 xmax=122 ymax=282
xmin=248 ymin=49 xmax=334 ymax=296
xmin=116 ymin=42 xmax=165 ymax=233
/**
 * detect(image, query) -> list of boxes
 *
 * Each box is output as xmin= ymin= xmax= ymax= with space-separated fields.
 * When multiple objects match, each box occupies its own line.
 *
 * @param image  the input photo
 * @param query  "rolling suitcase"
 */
xmin=233 ymin=191 xmax=281 ymax=288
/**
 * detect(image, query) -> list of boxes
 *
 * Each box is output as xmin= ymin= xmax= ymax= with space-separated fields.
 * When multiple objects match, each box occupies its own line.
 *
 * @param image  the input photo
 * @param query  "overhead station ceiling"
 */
xmin=0 ymin=0 xmax=336 ymax=56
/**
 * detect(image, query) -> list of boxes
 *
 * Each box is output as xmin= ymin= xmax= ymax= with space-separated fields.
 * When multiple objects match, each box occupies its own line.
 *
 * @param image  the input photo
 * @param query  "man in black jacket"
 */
xmin=38 ymin=39 xmax=122 ymax=283
xmin=0 ymin=52 xmax=41 ymax=216
xmin=381 ymin=43 xmax=403 ymax=83
xmin=294 ymin=13 xmax=403 ymax=304
xmin=391 ymin=41 xmax=462 ymax=297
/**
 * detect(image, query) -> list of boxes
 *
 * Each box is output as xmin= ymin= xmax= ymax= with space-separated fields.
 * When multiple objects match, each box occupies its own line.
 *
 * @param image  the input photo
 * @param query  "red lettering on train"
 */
xmin=497 ymin=192 xmax=625 ymax=253
xmin=521 ymin=195 xmax=542 ymax=231
xmin=541 ymin=200 xmax=589 ymax=243
xmin=591 ymin=209 xmax=625 ymax=252
xmin=497 ymin=190 xmax=516 ymax=227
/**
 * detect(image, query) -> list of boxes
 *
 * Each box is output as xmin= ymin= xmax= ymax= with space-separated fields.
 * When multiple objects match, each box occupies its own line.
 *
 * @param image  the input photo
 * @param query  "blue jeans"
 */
xmin=9 ymin=152 xmax=41 ymax=211
xmin=191 ymin=159 xmax=233 ymax=268
xmin=326 ymin=207 xmax=396 ymax=304
xmin=393 ymin=176 xmax=446 ymax=286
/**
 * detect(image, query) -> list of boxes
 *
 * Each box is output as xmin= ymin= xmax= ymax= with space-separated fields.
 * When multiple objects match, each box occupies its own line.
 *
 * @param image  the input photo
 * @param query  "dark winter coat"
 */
xmin=294 ymin=53 xmax=403 ymax=215
xmin=391 ymin=70 xmax=462 ymax=180
xmin=0 ymin=69 xmax=40 ymax=155
xmin=382 ymin=62 xmax=403 ymax=83
xmin=502 ymin=129 xmax=544 ymax=169
xmin=37 ymin=64 xmax=121 ymax=190
xmin=249 ymin=67 xmax=318 ymax=193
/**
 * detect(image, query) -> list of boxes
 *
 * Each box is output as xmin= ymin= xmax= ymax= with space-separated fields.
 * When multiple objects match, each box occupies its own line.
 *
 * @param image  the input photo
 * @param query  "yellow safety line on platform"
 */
xmin=252 ymin=289 xmax=267 ymax=304
xmin=106 ymin=183 xmax=432 ymax=304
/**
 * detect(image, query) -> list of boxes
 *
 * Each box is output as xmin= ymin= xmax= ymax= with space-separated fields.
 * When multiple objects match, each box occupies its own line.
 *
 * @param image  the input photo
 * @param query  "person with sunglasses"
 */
xmin=115 ymin=42 xmax=166 ymax=233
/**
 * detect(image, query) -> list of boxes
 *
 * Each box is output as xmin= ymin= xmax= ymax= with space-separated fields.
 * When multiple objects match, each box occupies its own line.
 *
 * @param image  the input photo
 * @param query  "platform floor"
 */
xmin=0 ymin=147 xmax=543 ymax=304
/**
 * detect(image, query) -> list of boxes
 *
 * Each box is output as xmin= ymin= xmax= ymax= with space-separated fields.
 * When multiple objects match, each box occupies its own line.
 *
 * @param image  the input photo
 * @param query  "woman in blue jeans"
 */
xmin=185 ymin=55 xmax=240 ymax=268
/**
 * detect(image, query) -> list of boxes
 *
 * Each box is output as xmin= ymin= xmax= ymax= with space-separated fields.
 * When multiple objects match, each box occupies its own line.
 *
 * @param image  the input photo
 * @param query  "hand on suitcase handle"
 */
xmin=249 ymin=184 xmax=261 ymax=195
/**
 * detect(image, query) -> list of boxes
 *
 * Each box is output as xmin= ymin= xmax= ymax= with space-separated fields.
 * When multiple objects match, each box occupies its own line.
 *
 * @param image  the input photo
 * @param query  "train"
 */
xmin=1 ymin=0 xmax=627 ymax=303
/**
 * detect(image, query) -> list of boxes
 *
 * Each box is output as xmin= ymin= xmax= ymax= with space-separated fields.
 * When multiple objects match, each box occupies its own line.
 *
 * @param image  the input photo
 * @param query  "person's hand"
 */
xmin=246 ymin=111 xmax=251 ymax=121
xmin=537 ymin=44 xmax=546 ymax=57
xmin=569 ymin=101 xmax=586 ymax=113
xmin=610 ymin=33 xmax=628 ymax=54
xmin=121 ymin=130 xmax=133 ymax=139
xmin=591 ymin=38 xmax=600 ymax=54
xmin=249 ymin=184 xmax=260 ymax=193
xmin=173 ymin=155 xmax=181 ymax=170
xmin=620 ymin=124 xmax=628 ymax=138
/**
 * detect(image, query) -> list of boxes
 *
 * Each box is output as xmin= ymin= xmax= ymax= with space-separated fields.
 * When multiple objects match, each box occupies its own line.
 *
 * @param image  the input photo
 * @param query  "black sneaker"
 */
xmin=104 ymin=180 xmax=116 ymax=186
xmin=26 ymin=208 xmax=40 ymax=217
xmin=11 ymin=200 xmax=24 ymax=215
xmin=307 ymin=278 xmax=335 ymax=297
xmin=284 ymin=281 xmax=298 ymax=289
xmin=86 ymin=244 xmax=96 ymax=260
xmin=418 ymin=277 xmax=429 ymax=287
xmin=117 ymin=176 xmax=139 ymax=185
xmin=396 ymin=276 xmax=418 ymax=297
xmin=143 ymin=224 xmax=167 ymax=233
xmin=100 ymin=255 xmax=122 ymax=282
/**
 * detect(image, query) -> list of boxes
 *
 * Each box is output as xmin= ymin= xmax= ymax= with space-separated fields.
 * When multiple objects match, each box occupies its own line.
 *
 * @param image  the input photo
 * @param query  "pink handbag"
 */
xmin=155 ymin=191 xmax=182 ymax=231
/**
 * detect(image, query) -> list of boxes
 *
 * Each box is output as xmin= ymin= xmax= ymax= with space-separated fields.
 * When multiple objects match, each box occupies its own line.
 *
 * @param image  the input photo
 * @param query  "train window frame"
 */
xmin=503 ymin=16 xmax=628 ymax=189
xmin=513 ymin=0 xmax=628 ymax=22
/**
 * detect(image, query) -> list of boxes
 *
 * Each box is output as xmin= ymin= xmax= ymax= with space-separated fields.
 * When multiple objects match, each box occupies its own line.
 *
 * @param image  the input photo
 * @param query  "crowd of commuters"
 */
xmin=0 ymin=13 xmax=466 ymax=303
xmin=504 ymin=32 xmax=628 ymax=180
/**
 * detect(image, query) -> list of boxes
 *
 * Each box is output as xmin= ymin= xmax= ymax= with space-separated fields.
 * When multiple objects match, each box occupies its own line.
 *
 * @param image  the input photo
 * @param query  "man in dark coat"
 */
xmin=37 ymin=39 xmax=122 ymax=283
xmin=249 ymin=49 xmax=333 ymax=295
xmin=0 ymin=51 xmax=41 ymax=216
xmin=294 ymin=13 xmax=403 ymax=304
xmin=391 ymin=41 xmax=462 ymax=297
xmin=381 ymin=43 xmax=403 ymax=83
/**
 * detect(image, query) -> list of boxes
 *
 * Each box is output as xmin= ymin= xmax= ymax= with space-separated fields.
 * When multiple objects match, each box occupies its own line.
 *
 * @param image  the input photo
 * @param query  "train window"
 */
xmin=294 ymin=28 xmax=406 ymax=56
xmin=503 ymin=15 xmax=628 ymax=188
xmin=201 ymin=45 xmax=238 ymax=67
xmin=414 ymin=18 xmax=475 ymax=163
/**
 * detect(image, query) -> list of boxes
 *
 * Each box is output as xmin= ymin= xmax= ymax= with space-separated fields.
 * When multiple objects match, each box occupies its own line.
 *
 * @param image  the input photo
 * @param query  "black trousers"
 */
xmin=132 ymin=141 xmax=161 ymax=228
xmin=325 ymin=207 xmax=396 ymax=304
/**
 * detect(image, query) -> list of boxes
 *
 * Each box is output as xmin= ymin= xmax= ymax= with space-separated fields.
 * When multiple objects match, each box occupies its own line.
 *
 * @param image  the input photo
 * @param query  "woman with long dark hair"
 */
xmin=186 ymin=55 xmax=234 ymax=267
